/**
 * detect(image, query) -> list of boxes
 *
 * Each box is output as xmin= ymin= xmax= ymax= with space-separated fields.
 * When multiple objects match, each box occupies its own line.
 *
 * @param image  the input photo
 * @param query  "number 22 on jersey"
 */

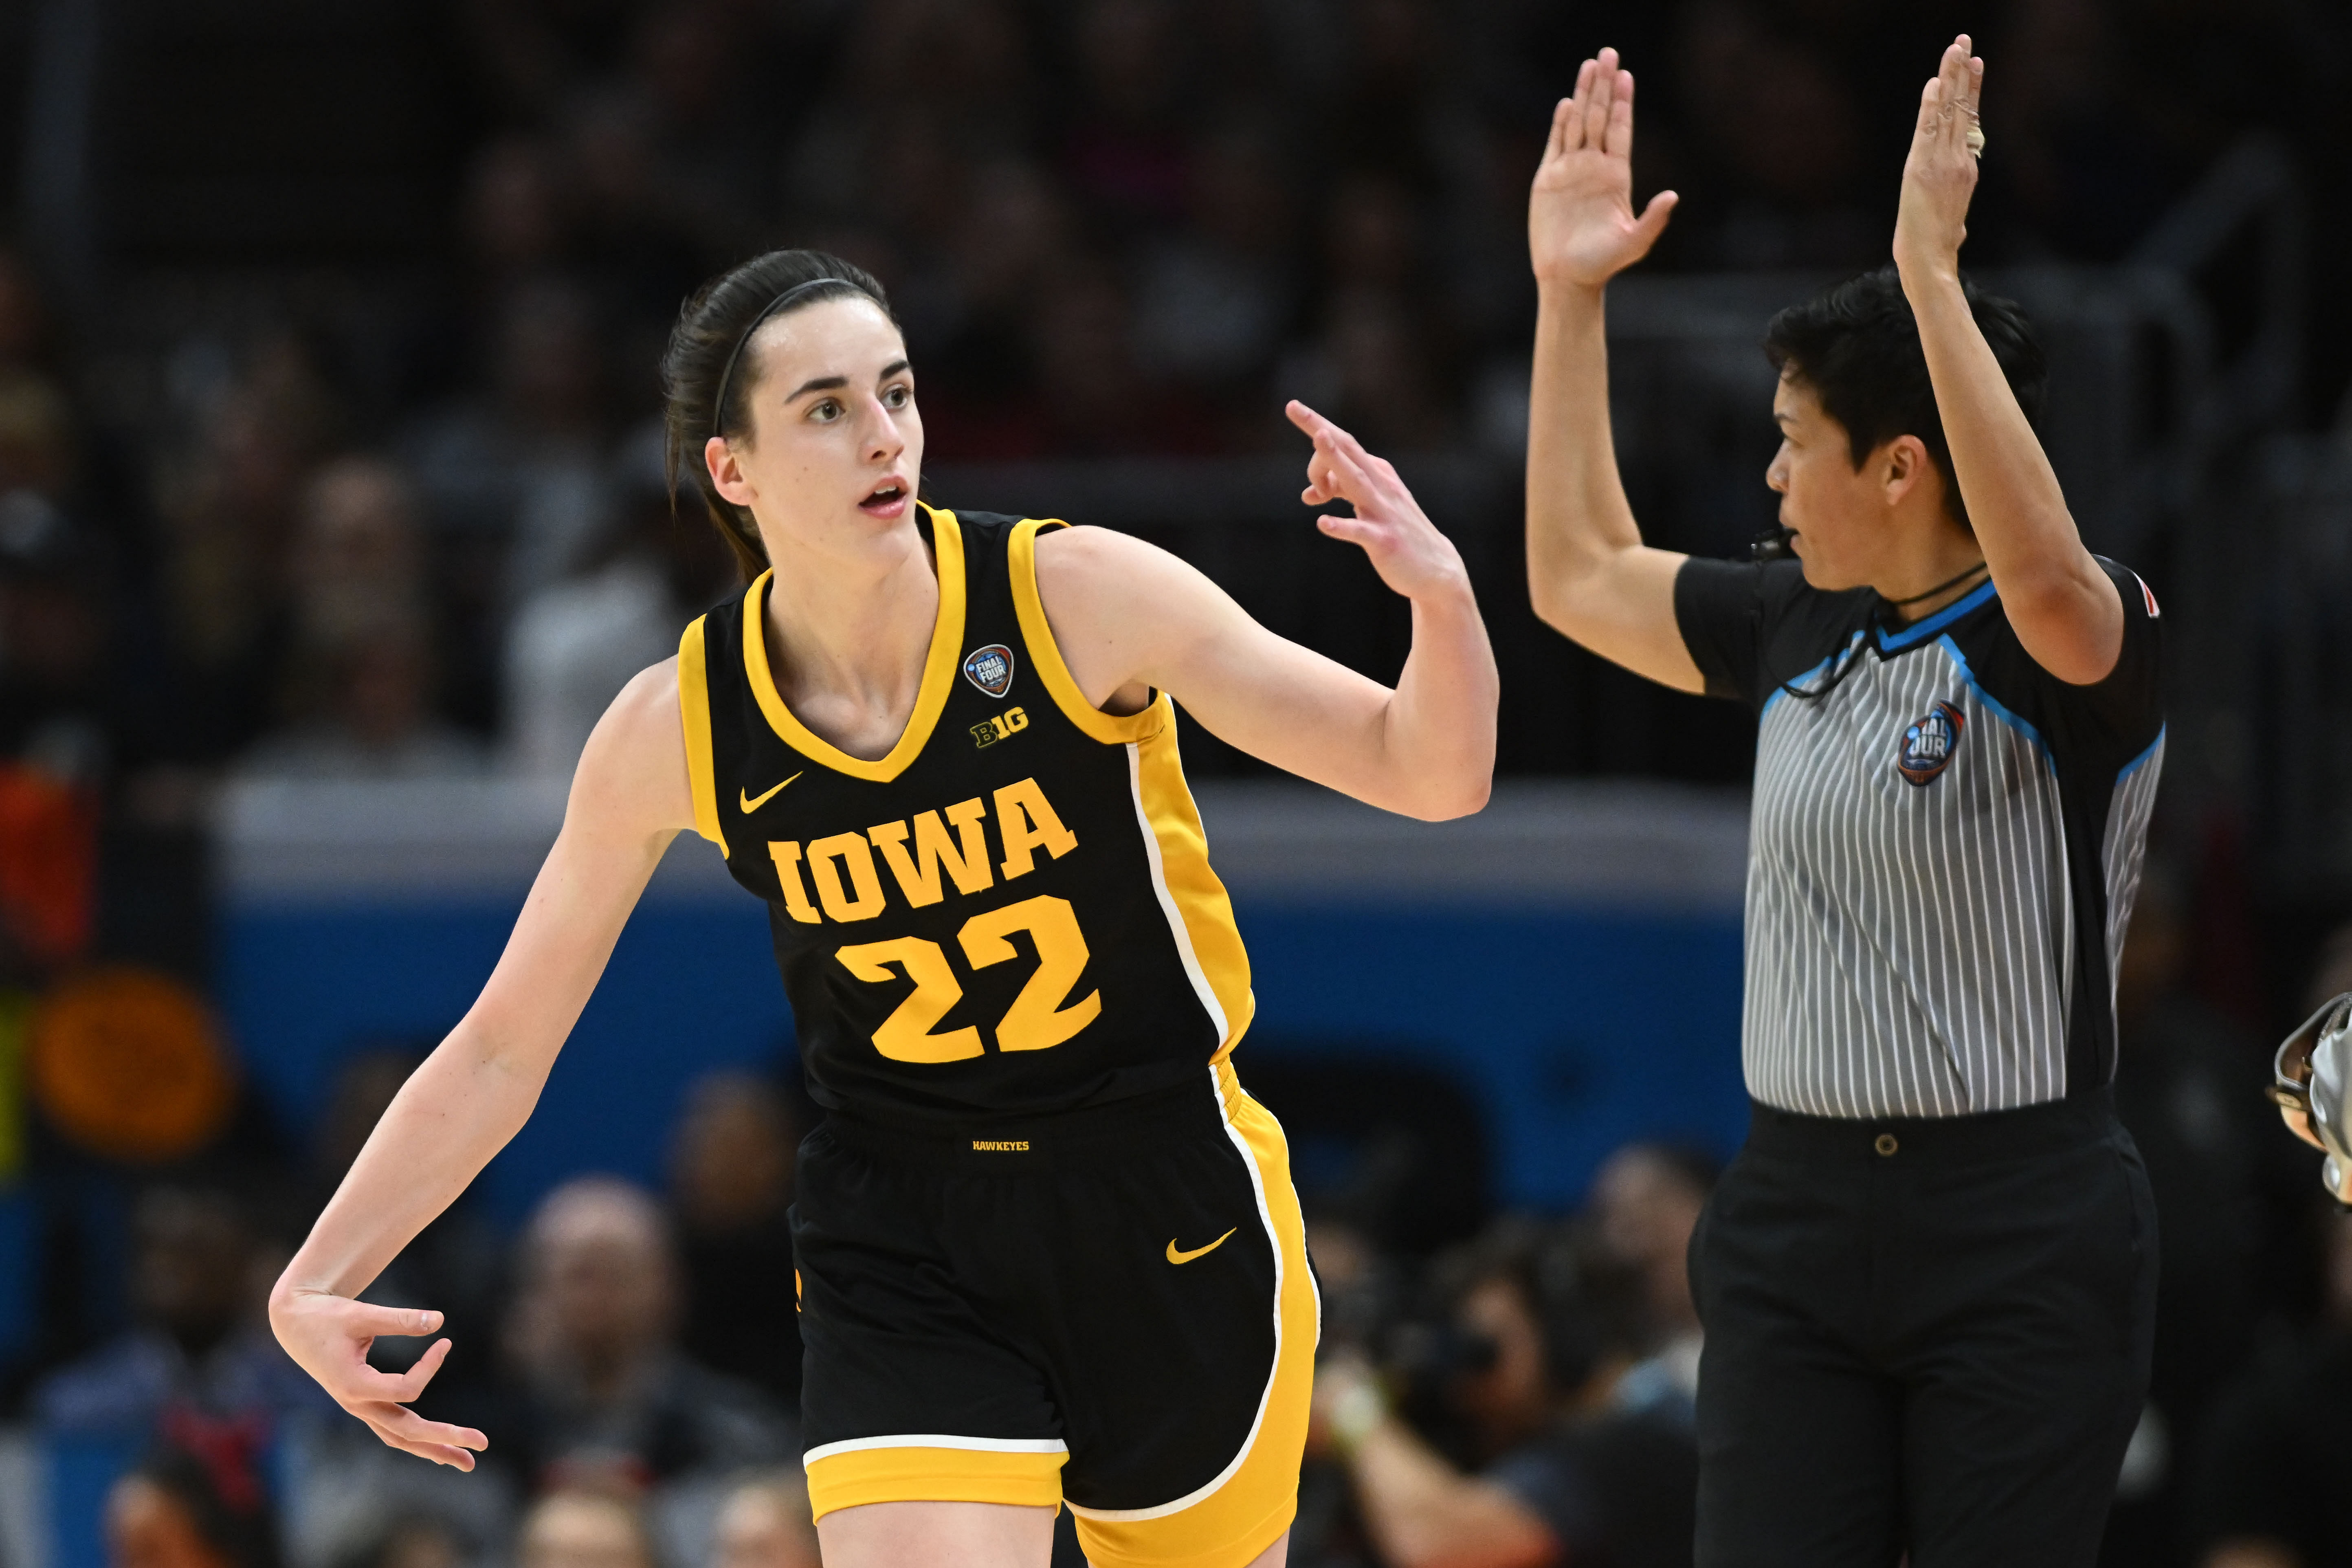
xmin=835 ymin=894 xmax=1102 ymax=1062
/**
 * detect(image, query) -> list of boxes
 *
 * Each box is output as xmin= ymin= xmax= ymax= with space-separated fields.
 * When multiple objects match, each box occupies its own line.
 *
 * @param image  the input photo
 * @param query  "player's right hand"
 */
xmin=269 ymin=1285 xmax=488 ymax=1469
xmin=1529 ymin=47 xmax=1679 ymax=290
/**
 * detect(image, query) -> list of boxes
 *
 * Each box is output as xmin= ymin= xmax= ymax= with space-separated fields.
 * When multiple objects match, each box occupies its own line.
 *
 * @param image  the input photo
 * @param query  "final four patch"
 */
xmin=963 ymin=643 xmax=1015 ymax=698
xmin=1898 ymin=701 xmax=1966 ymax=786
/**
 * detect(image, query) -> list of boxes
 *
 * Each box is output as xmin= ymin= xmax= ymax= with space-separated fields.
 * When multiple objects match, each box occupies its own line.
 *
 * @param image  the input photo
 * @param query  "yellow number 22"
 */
xmin=834 ymin=894 xmax=1101 ymax=1063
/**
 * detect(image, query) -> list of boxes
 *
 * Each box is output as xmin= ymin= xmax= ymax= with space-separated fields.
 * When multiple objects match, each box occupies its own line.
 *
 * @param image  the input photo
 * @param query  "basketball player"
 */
xmin=1524 ymin=40 xmax=2162 ymax=1567
xmin=265 ymin=250 xmax=1496 ymax=1568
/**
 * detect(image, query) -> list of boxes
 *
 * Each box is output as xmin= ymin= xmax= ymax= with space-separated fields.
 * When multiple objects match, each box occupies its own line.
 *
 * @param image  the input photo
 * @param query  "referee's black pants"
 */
xmin=1688 ymin=1087 xmax=2157 ymax=1568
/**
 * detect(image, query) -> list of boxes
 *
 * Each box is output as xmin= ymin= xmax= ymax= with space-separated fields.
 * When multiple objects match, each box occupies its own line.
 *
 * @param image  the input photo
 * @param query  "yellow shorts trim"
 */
xmin=804 ymin=1443 xmax=1067 ymax=1520
xmin=1068 ymin=1062 xmax=1319 ymax=1568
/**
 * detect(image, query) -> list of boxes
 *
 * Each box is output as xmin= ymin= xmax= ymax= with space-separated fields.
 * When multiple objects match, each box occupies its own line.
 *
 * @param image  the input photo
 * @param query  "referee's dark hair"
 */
xmin=1763 ymin=265 xmax=2047 ymax=533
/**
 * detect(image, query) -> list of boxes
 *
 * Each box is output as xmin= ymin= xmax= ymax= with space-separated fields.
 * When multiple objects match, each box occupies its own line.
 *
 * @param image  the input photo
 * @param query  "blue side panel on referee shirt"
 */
xmin=1675 ymin=558 xmax=2165 ymax=1118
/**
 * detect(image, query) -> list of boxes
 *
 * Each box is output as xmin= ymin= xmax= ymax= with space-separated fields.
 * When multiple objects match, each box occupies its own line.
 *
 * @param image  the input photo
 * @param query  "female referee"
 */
xmin=267 ymin=249 xmax=1499 ymax=1568
xmin=1525 ymin=38 xmax=2161 ymax=1568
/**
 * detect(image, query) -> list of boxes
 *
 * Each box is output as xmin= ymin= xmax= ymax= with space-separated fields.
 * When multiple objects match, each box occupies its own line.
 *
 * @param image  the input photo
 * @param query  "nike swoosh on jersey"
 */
xmin=1165 ymin=1227 xmax=1238 ymax=1265
xmin=740 ymin=772 xmax=803 ymax=813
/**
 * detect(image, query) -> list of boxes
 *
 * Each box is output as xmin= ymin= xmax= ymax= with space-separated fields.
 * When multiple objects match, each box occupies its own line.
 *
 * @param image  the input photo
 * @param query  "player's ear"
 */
xmin=706 ymin=435 xmax=754 ymax=508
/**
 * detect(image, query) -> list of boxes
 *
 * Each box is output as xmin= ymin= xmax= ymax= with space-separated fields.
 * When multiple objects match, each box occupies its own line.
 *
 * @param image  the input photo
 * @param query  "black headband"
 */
xmin=708 ymin=277 xmax=868 ymax=440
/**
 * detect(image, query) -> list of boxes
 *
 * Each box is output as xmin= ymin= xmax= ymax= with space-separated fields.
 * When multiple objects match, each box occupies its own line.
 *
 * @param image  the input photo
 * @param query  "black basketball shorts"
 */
xmin=791 ymin=1062 xmax=1318 ymax=1568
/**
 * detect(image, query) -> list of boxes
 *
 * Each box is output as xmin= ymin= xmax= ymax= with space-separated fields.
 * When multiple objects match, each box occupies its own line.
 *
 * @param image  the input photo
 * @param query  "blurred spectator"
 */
xmin=2102 ymin=865 xmax=2278 ymax=1564
xmin=1325 ymin=0 xmax=1455 ymax=190
xmin=285 ymin=458 xmax=431 ymax=673
xmin=107 ymin=1440 xmax=281 ymax=1568
xmin=462 ymin=136 xmax=578 ymax=297
xmin=1132 ymin=122 xmax=1300 ymax=404
xmin=917 ymin=161 xmax=1073 ymax=460
xmin=1314 ymin=1216 xmax=1696 ymax=1568
xmin=667 ymin=1071 xmax=801 ymax=1407
xmin=236 ymin=620 xmax=484 ymax=781
xmin=1284 ymin=287 xmax=1458 ymax=453
xmin=710 ymin=1471 xmax=820 ymax=1568
xmin=2191 ymin=1205 xmax=2352 ymax=1568
xmin=1674 ymin=4 xmax=1878 ymax=270
xmin=490 ymin=1175 xmax=789 ymax=1498
xmin=156 ymin=333 xmax=343 ymax=758
xmin=0 ymin=497 xmax=110 ymax=975
xmin=1991 ymin=0 xmax=2187 ymax=261
xmin=501 ymin=440 xmax=703 ymax=777
xmin=1586 ymin=1143 xmax=1714 ymax=1423
xmin=517 ymin=1491 xmax=656 ymax=1568
xmin=0 ymin=248 xmax=61 ymax=375
xmin=1061 ymin=0 xmax=1195 ymax=235
xmin=325 ymin=1513 xmax=467 ymax=1568
xmin=38 ymin=1181 xmax=332 ymax=1440
xmin=404 ymin=278 xmax=612 ymax=605
xmin=0 ymin=369 xmax=77 ymax=499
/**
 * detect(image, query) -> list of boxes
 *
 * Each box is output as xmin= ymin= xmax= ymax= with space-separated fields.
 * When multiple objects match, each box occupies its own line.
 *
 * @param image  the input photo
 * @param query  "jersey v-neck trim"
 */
xmin=740 ymin=505 xmax=966 ymax=783
xmin=1874 ymin=576 xmax=1999 ymax=654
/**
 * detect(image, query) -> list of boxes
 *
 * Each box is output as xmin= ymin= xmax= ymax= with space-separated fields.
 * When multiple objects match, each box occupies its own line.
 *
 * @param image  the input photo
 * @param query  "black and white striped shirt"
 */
xmin=1676 ymin=559 xmax=2165 ymax=1119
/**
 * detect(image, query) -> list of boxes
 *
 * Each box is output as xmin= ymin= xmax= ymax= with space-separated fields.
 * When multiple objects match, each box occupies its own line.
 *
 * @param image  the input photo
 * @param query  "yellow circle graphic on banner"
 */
xmin=29 ymin=968 xmax=234 ymax=1163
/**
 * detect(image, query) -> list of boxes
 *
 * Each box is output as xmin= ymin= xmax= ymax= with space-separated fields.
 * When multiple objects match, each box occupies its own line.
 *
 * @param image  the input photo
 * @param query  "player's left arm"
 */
xmin=1033 ymin=400 xmax=1498 ymax=821
xmin=1895 ymin=35 xmax=2123 ymax=686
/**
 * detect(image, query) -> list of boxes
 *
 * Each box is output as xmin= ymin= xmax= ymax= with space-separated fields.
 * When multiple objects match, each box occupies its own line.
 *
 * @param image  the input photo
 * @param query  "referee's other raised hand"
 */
xmin=1528 ymin=47 xmax=1679 ymax=291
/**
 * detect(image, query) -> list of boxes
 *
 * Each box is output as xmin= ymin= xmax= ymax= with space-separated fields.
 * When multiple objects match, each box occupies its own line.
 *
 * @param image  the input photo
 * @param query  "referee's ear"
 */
xmin=1877 ymin=434 xmax=1943 ymax=517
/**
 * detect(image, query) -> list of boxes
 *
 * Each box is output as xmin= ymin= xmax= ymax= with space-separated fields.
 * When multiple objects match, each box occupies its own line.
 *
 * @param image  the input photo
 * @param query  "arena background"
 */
xmin=2 ymin=2 xmax=2351 ymax=1567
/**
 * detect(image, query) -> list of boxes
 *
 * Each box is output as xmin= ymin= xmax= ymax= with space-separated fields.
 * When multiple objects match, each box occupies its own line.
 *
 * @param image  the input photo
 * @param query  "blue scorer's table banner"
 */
xmin=217 ymin=779 xmax=1751 ymax=1221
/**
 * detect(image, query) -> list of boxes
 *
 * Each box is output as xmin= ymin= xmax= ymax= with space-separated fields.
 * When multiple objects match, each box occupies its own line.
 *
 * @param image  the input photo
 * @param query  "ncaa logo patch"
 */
xmin=962 ymin=643 xmax=1016 ymax=698
xmin=1897 ymin=701 xmax=1966 ymax=786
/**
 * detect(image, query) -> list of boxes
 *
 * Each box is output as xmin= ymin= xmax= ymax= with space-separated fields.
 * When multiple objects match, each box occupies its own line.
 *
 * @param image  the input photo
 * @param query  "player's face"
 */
xmin=1765 ymin=373 xmax=1896 ymax=593
xmin=710 ymin=296 xmax=923 ymax=555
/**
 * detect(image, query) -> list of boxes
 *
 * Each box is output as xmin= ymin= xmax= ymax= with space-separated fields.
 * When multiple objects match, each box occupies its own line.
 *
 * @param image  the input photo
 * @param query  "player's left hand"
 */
xmin=1287 ymin=400 xmax=1471 ymax=603
xmin=1893 ymin=35 xmax=1984 ymax=285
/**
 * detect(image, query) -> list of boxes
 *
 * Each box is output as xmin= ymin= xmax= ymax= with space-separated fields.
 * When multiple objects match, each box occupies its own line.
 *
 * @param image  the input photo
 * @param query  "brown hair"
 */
xmin=660 ymin=249 xmax=898 ymax=581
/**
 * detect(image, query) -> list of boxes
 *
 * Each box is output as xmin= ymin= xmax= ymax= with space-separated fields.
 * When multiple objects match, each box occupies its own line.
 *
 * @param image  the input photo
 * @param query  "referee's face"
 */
xmin=1767 ymin=373 xmax=1919 ymax=593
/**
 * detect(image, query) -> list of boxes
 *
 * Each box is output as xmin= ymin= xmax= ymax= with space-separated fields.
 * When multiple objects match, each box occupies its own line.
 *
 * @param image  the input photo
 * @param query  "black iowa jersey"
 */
xmin=676 ymin=506 xmax=1255 ymax=1123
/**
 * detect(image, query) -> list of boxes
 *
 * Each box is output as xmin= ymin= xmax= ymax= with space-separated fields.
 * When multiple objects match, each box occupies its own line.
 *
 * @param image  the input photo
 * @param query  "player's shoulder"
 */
xmin=603 ymin=656 xmax=686 ymax=748
xmin=1031 ymin=520 xmax=1190 ymax=594
xmin=568 ymin=654 xmax=696 ymax=834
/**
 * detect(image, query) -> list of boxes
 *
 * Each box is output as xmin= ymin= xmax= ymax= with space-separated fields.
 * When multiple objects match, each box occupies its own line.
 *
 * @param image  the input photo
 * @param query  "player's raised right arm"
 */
xmin=1524 ymin=49 xmax=1705 ymax=695
xmin=267 ymin=659 xmax=697 ymax=1469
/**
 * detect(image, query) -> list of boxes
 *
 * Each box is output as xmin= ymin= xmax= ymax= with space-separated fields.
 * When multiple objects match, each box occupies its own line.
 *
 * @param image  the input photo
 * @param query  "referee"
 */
xmin=1523 ymin=40 xmax=2161 ymax=1568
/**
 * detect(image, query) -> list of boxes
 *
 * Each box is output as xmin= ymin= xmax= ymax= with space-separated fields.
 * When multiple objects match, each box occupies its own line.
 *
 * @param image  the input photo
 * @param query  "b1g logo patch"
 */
xmin=1898 ymin=701 xmax=1967 ymax=786
xmin=972 ymin=706 xmax=1029 ymax=748
xmin=963 ymin=643 xmax=1016 ymax=697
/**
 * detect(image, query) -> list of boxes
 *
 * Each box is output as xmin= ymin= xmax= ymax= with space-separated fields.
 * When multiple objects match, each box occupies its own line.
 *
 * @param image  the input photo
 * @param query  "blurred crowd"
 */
xmin=10 ymin=853 xmax=2352 ymax=1568
xmin=3 ymin=0 xmax=2350 ymax=1565
xmin=20 ymin=1063 xmax=817 ymax=1568
xmin=0 ymin=0 xmax=2286 ymax=899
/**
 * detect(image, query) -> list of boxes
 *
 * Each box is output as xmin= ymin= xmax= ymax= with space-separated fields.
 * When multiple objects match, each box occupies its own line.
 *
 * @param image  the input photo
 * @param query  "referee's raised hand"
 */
xmin=1895 ymin=35 xmax=1985 ymax=284
xmin=1528 ymin=47 xmax=1679 ymax=290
